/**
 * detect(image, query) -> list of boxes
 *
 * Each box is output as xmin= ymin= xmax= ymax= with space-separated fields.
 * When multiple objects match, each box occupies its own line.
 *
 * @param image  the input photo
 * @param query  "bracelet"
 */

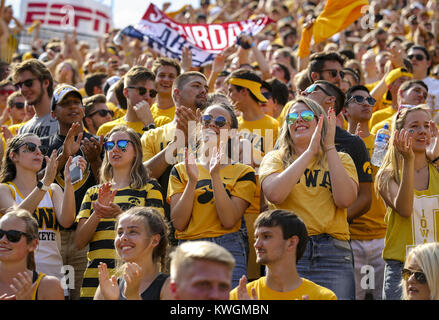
xmin=433 ymin=156 xmax=439 ymax=163
xmin=324 ymin=145 xmax=336 ymax=152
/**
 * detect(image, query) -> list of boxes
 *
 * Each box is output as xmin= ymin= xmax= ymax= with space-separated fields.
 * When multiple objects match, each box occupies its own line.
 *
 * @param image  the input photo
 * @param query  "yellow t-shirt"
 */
xmin=259 ymin=150 xmax=358 ymax=241
xmin=106 ymin=101 xmax=126 ymax=120
xmin=382 ymin=163 xmax=439 ymax=262
xmin=141 ymin=121 xmax=183 ymax=163
xmin=229 ymin=277 xmax=337 ymax=300
xmin=369 ymin=107 xmax=395 ymax=132
xmin=349 ymin=134 xmax=387 ymax=240
xmin=150 ymin=103 xmax=175 ymax=126
xmin=96 ymin=116 xmax=145 ymax=137
xmin=167 ymin=162 xmax=256 ymax=240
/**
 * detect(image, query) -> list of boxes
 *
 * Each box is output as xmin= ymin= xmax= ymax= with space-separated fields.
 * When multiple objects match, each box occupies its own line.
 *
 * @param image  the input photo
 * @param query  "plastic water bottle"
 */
xmin=371 ymin=123 xmax=391 ymax=167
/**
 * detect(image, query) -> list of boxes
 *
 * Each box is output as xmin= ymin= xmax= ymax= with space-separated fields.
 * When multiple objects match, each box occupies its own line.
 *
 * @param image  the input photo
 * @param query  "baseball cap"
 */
xmin=51 ymin=84 xmax=83 ymax=110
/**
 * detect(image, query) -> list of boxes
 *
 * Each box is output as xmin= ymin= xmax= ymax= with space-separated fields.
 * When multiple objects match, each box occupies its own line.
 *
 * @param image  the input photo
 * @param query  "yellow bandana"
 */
xmin=228 ymin=78 xmax=267 ymax=102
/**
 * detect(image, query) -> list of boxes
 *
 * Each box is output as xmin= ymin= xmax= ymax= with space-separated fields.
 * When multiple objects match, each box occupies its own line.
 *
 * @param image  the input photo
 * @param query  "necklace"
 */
xmin=415 ymin=163 xmax=428 ymax=173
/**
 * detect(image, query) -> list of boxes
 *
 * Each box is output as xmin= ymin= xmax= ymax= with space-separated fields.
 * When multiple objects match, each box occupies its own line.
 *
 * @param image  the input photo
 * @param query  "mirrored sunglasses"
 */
xmin=103 ymin=139 xmax=132 ymax=151
xmin=401 ymin=268 xmax=427 ymax=284
xmin=201 ymin=114 xmax=227 ymax=127
xmin=286 ymin=110 xmax=315 ymax=125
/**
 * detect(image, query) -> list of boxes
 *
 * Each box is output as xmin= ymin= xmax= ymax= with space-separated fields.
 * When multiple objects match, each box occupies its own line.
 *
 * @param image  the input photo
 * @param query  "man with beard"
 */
xmin=230 ymin=209 xmax=337 ymax=300
xmin=97 ymin=66 xmax=156 ymax=137
xmin=11 ymin=59 xmax=59 ymax=139
xmin=141 ymin=71 xmax=208 ymax=246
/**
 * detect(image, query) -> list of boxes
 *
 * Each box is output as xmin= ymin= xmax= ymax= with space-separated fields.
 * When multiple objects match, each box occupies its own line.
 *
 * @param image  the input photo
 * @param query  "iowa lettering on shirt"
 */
xmin=298 ymin=168 xmax=332 ymax=192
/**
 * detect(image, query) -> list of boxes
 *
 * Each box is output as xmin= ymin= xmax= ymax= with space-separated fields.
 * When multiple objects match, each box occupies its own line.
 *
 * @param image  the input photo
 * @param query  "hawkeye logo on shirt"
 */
xmin=196 ymin=179 xmax=232 ymax=204
xmin=363 ymin=161 xmax=372 ymax=175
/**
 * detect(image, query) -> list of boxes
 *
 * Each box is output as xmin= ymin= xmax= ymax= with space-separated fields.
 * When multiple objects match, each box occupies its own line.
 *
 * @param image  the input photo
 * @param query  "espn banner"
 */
xmin=134 ymin=3 xmax=274 ymax=66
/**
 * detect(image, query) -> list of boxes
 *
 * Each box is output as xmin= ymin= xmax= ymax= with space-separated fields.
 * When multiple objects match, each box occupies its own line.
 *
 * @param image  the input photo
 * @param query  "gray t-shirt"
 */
xmin=18 ymin=113 xmax=59 ymax=138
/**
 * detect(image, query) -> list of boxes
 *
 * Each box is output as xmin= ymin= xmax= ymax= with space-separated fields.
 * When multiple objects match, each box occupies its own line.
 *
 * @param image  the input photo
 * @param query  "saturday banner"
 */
xmin=131 ymin=3 xmax=274 ymax=66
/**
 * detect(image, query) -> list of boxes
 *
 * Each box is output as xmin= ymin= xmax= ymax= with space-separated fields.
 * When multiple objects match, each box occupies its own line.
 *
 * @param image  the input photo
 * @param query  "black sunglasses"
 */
xmin=201 ymin=114 xmax=228 ymax=127
xmin=14 ymin=78 xmax=38 ymax=89
xmin=348 ymin=95 xmax=376 ymax=106
xmin=320 ymin=69 xmax=345 ymax=79
xmin=0 ymin=229 xmax=32 ymax=243
xmin=408 ymin=54 xmax=425 ymax=61
xmin=15 ymin=141 xmax=48 ymax=155
xmin=127 ymin=86 xmax=157 ymax=98
xmin=401 ymin=268 xmax=427 ymax=284
xmin=103 ymin=139 xmax=133 ymax=151
xmin=88 ymin=109 xmax=114 ymax=118
xmin=13 ymin=102 xmax=25 ymax=109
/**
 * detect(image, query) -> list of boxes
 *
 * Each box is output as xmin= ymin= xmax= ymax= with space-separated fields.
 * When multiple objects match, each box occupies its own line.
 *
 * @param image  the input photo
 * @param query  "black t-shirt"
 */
xmin=335 ymin=126 xmax=372 ymax=183
xmin=41 ymin=132 xmax=103 ymax=229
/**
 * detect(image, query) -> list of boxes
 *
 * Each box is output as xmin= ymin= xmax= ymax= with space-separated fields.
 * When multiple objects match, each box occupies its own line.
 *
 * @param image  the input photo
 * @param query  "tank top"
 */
xmin=4 ymin=182 xmax=64 ymax=280
xmin=32 ymin=271 xmax=46 ymax=300
xmin=118 ymin=273 xmax=169 ymax=300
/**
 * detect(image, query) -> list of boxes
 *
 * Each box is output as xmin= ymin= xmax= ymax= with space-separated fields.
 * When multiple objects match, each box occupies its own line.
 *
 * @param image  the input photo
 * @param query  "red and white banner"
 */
xmin=20 ymin=0 xmax=112 ymax=37
xmin=135 ymin=3 xmax=274 ymax=66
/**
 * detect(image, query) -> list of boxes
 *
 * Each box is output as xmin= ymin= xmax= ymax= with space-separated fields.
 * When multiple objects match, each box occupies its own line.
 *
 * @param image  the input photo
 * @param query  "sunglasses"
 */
xmin=0 ymin=89 xmax=15 ymax=95
xmin=13 ymin=102 xmax=25 ymax=109
xmin=305 ymin=84 xmax=332 ymax=97
xmin=127 ymin=86 xmax=157 ymax=98
xmin=14 ymin=78 xmax=38 ymax=89
xmin=401 ymin=268 xmax=427 ymax=284
xmin=103 ymin=139 xmax=133 ymax=151
xmin=408 ymin=54 xmax=425 ymax=61
xmin=0 ymin=229 xmax=32 ymax=243
xmin=88 ymin=109 xmax=114 ymax=118
xmin=201 ymin=114 xmax=228 ymax=128
xmin=320 ymin=69 xmax=345 ymax=79
xmin=286 ymin=110 xmax=315 ymax=125
xmin=15 ymin=141 xmax=48 ymax=155
xmin=348 ymin=95 xmax=376 ymax=106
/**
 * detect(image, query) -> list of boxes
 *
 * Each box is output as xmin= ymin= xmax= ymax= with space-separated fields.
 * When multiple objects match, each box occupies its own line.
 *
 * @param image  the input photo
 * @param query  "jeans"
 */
xmin=382 ymin=259 xmax=404 ymax=300
xmin=296 ymin=234 xmax=355 ymax=300
xmin=178 ymin=231 xmax=247 ymax=289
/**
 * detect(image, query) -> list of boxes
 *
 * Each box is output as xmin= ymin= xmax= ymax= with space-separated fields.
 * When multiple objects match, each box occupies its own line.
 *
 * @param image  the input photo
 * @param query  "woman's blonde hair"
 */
xmin=402 ymin=242 xmax=439 ymax=300
xmin=277 ymin=97 xmax=328 ymax=168
xmin=1 ymin=207 xmax=39 ymax=270
xmin=375 ymin=104 xmax=432 ymax=196
xmin=100 ymin=125 xmax=150 ymax=189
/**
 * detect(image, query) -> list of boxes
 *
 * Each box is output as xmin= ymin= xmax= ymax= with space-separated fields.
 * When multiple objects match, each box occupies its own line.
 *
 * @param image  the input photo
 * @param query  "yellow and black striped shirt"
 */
xmin=76 ymin=180 xmax=164 ymax=300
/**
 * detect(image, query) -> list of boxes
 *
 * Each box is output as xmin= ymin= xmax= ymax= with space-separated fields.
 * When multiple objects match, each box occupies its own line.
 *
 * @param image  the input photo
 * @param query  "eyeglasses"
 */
xmin=13 ymin=102 xmax=25 ymax=109
xmin=103 ymin=139 xmax=133 ymax=151
xmin=262 ymin=91 xmax=273 ymax=100
xmin=15 ymin=141 xmax=48 ymax=155
xmin=0 ymin=229 xmax=32 ymax=243
xmin=348 ymin=95 xmax=376 ymax=106
xmin=0 ymin=89 xmax=15 ymax=95
xmin=286 ymin=110 xmax=315 ymax=125
xmin=305 ymin=84 xmax=332 ymax=97
xmin=408 ymin=54 xmax=426 ymax=61
xmin=88 ymin=109 xmax=114 ymax=118
xmin=320 ymin=69 xmax=345 ymax=79
xmin=14 ymin=78 xmax=38 ymax=89
xmin=401 ymin=268 xmax=427 ymax=284
xmin=201 ymin=114 xmax=228 ymax=127
xmin=127 ymin=86 xmax=157 ymax=98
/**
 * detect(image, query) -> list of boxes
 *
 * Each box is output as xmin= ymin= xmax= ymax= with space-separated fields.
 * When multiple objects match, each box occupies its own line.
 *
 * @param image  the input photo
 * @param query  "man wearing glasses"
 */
xmin=11 ymin=59 xmax=59 ymax=138
xmin=4 ymin=91 xmax=26 ymax=126
xmin=407 ymin=45 xmax=439 ymax=114
xmin=82 ymin=94 xmax=114 ymax=136
xmin=96 ymin=66 xmax=157 ymax=137
xmin=308 ymin=51 xmax=345 ymax=88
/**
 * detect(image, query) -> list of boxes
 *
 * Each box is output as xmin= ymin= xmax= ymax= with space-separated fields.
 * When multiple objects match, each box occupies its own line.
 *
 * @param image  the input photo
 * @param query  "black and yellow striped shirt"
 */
xmin=76 ymin=180 xmax=164 ymax=300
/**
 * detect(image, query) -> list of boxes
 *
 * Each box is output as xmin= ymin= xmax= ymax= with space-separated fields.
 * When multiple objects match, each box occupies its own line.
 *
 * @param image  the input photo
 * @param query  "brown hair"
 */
xmin=12 ymin=59 xmax=54 ymax=97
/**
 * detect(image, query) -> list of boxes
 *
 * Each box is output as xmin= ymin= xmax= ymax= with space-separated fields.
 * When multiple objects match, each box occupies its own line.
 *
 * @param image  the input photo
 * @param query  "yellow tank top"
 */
xmin=32 ymin=272 xmax=46 ymax=300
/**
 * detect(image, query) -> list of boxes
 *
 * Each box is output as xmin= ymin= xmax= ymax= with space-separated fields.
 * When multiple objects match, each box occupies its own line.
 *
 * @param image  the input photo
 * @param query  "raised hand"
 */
xmin=426 ymin=120 xmax=439 ymax=161
xmin=324 ymin=107 xmax=336 ymax=151
xmin=81 ymin=135 xmax=104 ymax=163
xmin=181 ymin=46 xmax=193 ymax=72
xmin=9 ymin=272 xmax=34 ymax=300
xmin=42 ymin=149 xmax=58 ymax=187
xmin=307 ymin=114 xmax=323 ymax=156
xmin=133 ymin=100 xmax=154 ymax=126
xmin=185 ymin=147 xmax=198 ymax=183
xmin=62 ymin=122 xmax=83 ymax=158
xmin=97 ymin=182 xmax=116 ymax=206
xmin=237 ymin=275 xmax=258 ymax=300
xmin=394 ymin=129 xmax=414 ymax=160
xmin=98 ymin=262 xmax=120 ymax=300
xmin=209 ymin=142 xmax=226 ymax=176
xmin=123 ymin=262 xmax=142 ymax=300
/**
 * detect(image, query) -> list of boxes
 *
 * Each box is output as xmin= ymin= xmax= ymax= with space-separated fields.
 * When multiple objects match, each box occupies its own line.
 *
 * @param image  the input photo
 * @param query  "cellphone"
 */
xmin=69 ymin=156 xmax=83 ymax=184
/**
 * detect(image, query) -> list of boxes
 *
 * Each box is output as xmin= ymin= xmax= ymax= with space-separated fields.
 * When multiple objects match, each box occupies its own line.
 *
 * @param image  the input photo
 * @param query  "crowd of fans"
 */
xmin=0 ymin=0 xmax=439 ymax=301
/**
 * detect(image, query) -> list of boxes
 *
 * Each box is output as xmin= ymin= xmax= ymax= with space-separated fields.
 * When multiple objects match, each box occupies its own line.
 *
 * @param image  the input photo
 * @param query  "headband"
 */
xmin=228 ymin=77 xmax=268 ymax=102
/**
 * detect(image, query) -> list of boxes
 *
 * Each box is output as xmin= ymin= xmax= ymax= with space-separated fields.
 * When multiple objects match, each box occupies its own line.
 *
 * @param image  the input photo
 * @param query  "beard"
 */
xmin=27 ymin=84 xmax=45 ymax=106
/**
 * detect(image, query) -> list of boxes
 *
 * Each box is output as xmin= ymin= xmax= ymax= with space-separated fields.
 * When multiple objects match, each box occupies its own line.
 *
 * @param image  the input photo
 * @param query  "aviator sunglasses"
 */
xmin=0 ymin=229 xmax=32 ymax=243
xmin=103 ymin=139 xmax=133 ymax=151
xmin=286 ymin=110 xmax=315 ymax=125
xmin=127 ymin=86 xmax=157 ymax=98
xmin=401 ymin=268 xmax=427 ymax=284
xmin=201 ymin=114 xmax=228 ymax=127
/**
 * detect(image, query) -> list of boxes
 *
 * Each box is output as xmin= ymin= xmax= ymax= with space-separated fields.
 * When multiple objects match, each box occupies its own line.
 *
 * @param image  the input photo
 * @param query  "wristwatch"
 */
xmin=142 ymin=123 xmax=156 ymax=131
xmin=37 ymin=181 xmax=49 ymax=192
